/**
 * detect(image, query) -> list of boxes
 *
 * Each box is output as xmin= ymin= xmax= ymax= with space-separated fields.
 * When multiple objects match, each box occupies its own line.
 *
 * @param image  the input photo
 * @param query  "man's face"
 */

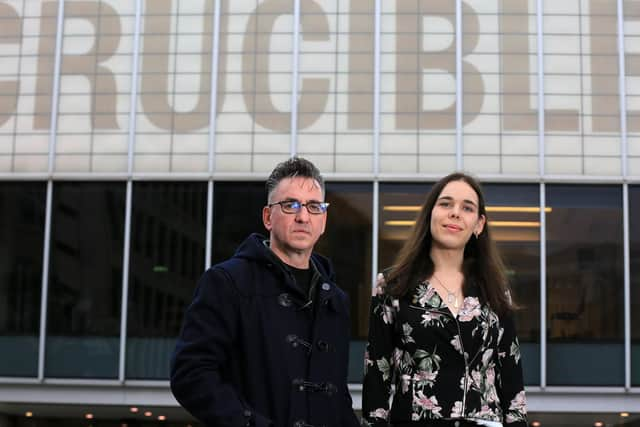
xmin=262 ymin=176 xmax=327 ymax=265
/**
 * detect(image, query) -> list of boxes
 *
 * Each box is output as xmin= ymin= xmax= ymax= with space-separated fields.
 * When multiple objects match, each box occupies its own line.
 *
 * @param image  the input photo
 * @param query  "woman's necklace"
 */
xmin=432 ymin=274 xmax=461 ymax=309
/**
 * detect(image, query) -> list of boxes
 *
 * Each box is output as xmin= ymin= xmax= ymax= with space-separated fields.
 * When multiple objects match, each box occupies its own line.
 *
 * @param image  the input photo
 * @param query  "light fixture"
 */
xmin=620 ymin=412 xmax=630 ymax=417
xmin=85 ymin=413 xmax=94 ymax=420
xmin=130 ymin=407 xmax=139 ymax=413
xmin=489 ymin=221 xmax=540 ymax=228
xmin=594 ymin=422 xmax=604 ymax=427
xmin=383 ymin=206 xmax=421 ymax=212
xmin=531 ymin=422 xmax=541 ymax=427
xmin=384 ymin=220 xmax=416 ymax=227
xmin=384 ymin=220 xmax=541 ymax=228
xmin=144 ymin=411 xmax=153 ymax=417
xmin=487 ymin=206 xmax=552 ymax=213
xmin=383 ymin=205 xmax=552 ymax=213
xmin=25 ymin=411 xmax=33 ymax=418
xmin=158 ymin=415 xmax=167 ymax=421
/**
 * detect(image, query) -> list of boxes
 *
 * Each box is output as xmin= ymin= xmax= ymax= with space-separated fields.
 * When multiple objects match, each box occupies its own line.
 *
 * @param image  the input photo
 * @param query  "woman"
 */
xmin=362 ymin=173 xmax=527 ymax=427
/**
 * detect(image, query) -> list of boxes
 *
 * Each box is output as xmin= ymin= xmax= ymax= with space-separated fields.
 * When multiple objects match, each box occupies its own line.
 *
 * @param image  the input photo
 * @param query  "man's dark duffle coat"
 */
xmin=170 ymin=233 xmax=360 ymax=427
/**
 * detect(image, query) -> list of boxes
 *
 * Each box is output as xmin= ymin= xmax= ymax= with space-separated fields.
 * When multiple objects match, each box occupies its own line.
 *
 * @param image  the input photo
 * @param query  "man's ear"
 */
xmin=262 ymin=205 xmax=272 ymax=231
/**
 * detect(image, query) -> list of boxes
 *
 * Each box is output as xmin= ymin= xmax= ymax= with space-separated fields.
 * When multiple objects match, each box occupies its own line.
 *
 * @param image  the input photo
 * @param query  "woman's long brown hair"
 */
xmin=385 ymin=172 xmax=515 ymax=316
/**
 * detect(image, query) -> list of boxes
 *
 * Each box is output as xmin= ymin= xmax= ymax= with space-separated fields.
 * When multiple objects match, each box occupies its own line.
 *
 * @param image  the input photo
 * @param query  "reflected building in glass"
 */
xmin=1 ymin=0 xmax=640 ymax=426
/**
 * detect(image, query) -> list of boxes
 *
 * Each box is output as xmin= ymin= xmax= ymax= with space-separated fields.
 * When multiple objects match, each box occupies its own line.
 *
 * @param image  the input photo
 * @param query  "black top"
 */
xmin=362 ymin=273 xmax=527 ymax=426
xmin=289 ymin=265 xmax=313 ymax=300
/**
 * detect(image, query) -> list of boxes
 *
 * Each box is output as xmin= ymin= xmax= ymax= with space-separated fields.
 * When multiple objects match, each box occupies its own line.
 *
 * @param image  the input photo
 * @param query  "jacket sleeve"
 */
xmin=361 ymin=274 xmax=396 ymax=427
xmin=170 ymin=267 xmax=273 ymax=427
xmin=497 ymin=314 xmax=528 ymax=427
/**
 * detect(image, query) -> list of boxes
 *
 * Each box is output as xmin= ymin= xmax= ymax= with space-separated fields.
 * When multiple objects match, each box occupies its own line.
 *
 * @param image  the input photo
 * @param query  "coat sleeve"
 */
xmin=497 ymin=314 xmax=528 ymax=427
xmin=361 ymin=274 xmax=396 ymax=427
xmin=170 ymin=267 xmax=273 ymax=427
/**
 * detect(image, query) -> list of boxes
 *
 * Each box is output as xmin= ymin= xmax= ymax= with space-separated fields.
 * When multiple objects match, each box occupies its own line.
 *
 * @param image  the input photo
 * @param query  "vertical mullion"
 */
xmin=370 ymin=0 xmax=381 ymax=290
xmin=539 ymin=182 xmax=547 ymax=389
xmin=38 ymin=0 xmax=66 ymax=382
xmin=373 ymin=0 xmax=381 ymax=177
xmin=455 ymin=0 xmax=462 ymax=170
xmin=290 ymin=0 xmax=301 ymax=156
xmin=119 ymin=181 xmax=133 ymax=383
xmin=617 ymin=0 xmax=631 ymax=391
xmin=47 ymin=0 xmax=64 ymax=176
xmin=37 ymin=181 xmax=53 ymax=381
xmin=617 ymin=0 xmax=628 ymax=179
xmin=208 ymin=0 xmax=222 ymax=174
xmin=206 ymin=181 xmax=214 ymax=269
xmin=118 ymin=0 xmax=143 ymax=383
xmin=623 ymin=183 xmax=631 ymax=390
xmin=537 ymin=0 xmax=545 ymax=177
xmin=537 ymin=0 xmax=547 ymax=390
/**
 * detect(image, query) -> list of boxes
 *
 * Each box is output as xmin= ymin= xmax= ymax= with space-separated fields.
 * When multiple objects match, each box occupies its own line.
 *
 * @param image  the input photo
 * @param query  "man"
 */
xmin=170 ymin=157 xmax=360 ymax=427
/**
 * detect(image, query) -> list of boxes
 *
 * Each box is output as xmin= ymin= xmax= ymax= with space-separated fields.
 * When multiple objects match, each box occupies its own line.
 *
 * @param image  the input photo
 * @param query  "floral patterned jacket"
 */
xmin=362 ymin=273 xmax=527 ymax=426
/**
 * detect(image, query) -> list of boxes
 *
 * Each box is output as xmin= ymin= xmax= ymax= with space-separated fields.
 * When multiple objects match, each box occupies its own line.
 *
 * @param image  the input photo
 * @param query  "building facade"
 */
xmin=1 ymin=0 xmax=640 ymax=426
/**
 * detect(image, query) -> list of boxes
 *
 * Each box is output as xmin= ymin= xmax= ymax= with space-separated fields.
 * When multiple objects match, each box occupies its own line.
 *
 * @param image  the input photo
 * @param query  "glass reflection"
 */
xmin=212 ymin=182 xmax=265 ymax=265
xmin=0 ymin=182 xmax=46 ymax=377
xmin=126 ymin=182 xmax=207 ymax=379
xmin=316 ymin=183 xmax=372 ymax=382
xmin=546 ymin=185 xmax=623 ymax=386
xmin=46 ymin=182 xmax=125 ymax=378
xmin=483 ymin=184 xmax=540 ymax=385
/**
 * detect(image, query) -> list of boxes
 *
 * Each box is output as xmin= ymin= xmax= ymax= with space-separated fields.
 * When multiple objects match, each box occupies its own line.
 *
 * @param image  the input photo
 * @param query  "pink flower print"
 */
xmin=471 ymin=369 xmax=483 ymax=388
xmin=401 ymin=374 xmax=411 ymax=393
xmin=458 ymin=297 xmax=481 ymax=321
xmin=393 ymin=347 xmax=405 ymax=367
xmin=369 ymin=408 xmax=388 ymax=420
xmin=381 ymin=304 xmax=394 ymax=324
xmin=450 ymin=401 xmax=463 ymax=418
xmin=375 ymin=272 xmax=386 ymax=288
xmin=486 ymin=366 xmax=495 ymax=386
xmin=413 ymin=370 xmax=437 ymax=385
xmin=481 ymin=349 xmax=494 ymax=367
xmin=507 ymin=390 xmax=527 ymax=417
xmin=413 ymin=391 xmax=442 ymax=417
xmin=450 ymin=335 xmax=462 ymax=353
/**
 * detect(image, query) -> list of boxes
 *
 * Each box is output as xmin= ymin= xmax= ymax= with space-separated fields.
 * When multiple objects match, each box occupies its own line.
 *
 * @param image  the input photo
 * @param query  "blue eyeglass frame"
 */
xmin=267 ymin=199 xmax=330 ymax=214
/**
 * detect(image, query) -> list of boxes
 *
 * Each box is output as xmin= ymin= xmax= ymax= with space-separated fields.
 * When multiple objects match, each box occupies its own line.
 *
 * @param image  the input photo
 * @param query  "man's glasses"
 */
xmin=268 ymin=199 xmax=329 ymax=215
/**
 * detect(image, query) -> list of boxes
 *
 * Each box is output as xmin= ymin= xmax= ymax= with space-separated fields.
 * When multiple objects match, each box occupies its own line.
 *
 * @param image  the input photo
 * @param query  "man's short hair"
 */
xmin=265 ymin=156 xmax=324 ymax=202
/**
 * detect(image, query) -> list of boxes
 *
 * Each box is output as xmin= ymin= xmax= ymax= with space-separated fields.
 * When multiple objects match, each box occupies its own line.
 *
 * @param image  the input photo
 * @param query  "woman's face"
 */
xmin=430 ymin=180 xmax=486 ymax=251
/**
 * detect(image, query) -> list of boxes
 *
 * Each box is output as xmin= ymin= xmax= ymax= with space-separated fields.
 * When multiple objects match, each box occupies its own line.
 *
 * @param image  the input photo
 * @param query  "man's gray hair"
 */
xmin=265 ymin=157 xmax=324 ymax=202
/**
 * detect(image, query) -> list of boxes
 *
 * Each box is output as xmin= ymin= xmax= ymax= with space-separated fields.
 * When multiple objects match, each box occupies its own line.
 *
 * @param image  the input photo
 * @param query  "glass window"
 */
xmin=126 ymin=182 xmax=207 ymax=379
xmin=483 ymin=184 xmax=540 ymax=385
xmin=546 ymin=185 xmax=623 ymax=385
xmin=45 ymin=182 xmax=126 ymax=378
xmin=212 ymin=182 xmax=265 ymax=265
xmin=316 ymin=183 xmax=372 ymax=381
xmin=378 ymin=183 xmax=433 ymax=271
xmin=0 ymin=182 xmax=46 ymax=377
xmin=631 ymin=185 xmax=640 ymax=385
xmin=379 ymin=183 xmax=541 ymax=385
